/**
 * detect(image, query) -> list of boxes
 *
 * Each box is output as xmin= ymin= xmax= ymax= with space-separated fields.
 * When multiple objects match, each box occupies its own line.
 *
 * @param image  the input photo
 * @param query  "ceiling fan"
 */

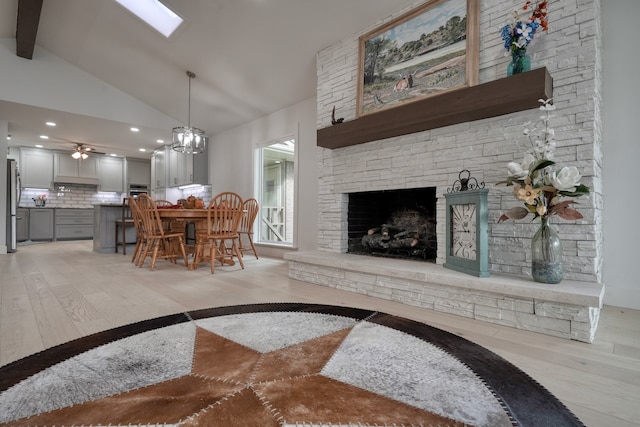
xmin=71 ymin=144 xmax=105 ymax=159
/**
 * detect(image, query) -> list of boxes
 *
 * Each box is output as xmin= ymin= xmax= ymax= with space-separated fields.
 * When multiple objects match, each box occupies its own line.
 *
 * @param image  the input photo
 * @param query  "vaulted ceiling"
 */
xmin=1 ymin=0 xmax=417 ymax=158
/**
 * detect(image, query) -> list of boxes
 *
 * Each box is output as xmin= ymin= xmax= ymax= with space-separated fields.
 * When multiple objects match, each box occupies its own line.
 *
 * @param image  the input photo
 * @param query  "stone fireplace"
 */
xmin=285 ymin=0 xmax=604 ymax=342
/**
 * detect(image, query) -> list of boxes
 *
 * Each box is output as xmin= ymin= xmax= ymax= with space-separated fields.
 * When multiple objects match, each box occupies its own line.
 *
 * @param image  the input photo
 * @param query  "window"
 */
xmin=255 ymin=137 xmax=296 ymax=246
xmin=112 ymin=0 xmax=183 ymax=38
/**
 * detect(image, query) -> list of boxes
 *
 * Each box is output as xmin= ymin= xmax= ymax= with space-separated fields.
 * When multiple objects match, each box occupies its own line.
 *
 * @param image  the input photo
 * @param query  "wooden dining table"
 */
xmin=156 ymin=208 xmax=240 ymax=270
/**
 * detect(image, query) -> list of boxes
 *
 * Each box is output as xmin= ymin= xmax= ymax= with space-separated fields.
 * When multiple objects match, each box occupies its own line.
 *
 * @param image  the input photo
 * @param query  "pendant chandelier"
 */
xmin=172 ymin=70 xmax=207 ymax=154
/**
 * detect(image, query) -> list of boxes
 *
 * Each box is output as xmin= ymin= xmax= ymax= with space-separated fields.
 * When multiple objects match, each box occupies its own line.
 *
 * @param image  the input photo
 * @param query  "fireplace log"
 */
xmin=387 ymin=237 xmax=419 ymax=248
xmin=362 ymin=224 xmax=421 ymax=250
xmin=393 ymin=230 xmax=421 ymax=240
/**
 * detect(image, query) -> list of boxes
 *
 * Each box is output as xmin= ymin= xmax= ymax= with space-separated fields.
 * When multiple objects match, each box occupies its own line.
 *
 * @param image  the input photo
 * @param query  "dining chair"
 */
xmin=196 ymin=192 xmax=245 ymax=273
xmin=135 ymin=194 xmax=189 ymax=271
xmin=238 ymin=198 xmax=259 ymax=259
xmin=114 ymin=197 xmax=136 ymax=255
xmin=128 ymin=196 xmax=147 ymax=265
xmin=154 ymin=199 xmax=175 ymax=230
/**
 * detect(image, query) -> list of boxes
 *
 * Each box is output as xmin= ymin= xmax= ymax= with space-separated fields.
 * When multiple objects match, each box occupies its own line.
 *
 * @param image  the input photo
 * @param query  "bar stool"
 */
xmin=115 ymin=197 xmax=136 ymax=255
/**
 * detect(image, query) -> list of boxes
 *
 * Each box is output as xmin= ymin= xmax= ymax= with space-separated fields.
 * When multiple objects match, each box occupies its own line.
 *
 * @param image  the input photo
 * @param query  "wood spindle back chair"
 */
xmin=128 ymin=196 xmax=147 ymax=265
xmin=135 ymin=194 xmax=189 ymax=271
xmin=195 ymin=192 xmax=245 ymax=273
xmin=238 ymin=198 xmax=259 ymax=259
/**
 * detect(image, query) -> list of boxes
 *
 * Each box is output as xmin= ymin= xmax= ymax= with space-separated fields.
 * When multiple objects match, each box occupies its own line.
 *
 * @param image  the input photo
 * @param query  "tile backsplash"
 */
xmin=20 ymin=184 xmax=216 ymax=209
xmin=20 ymin=184 xmax=124 ymax=208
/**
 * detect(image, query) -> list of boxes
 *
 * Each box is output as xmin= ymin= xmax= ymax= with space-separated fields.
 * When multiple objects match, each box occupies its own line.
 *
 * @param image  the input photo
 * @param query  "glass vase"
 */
xmin=531 ymin=218 xmax=563 ymax=284
xmin=507 ymin=48 xmax=531 ymax=76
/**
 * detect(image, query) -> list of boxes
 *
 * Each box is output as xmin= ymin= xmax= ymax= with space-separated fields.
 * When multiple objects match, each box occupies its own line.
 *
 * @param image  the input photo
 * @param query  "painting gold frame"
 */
xmin=356 ymin=0 xmax=479 ymax=117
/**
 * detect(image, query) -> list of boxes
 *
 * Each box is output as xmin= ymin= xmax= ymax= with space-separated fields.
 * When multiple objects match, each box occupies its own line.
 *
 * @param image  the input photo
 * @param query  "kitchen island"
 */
xmin=93 ymin=203 xmax=135 ymax=254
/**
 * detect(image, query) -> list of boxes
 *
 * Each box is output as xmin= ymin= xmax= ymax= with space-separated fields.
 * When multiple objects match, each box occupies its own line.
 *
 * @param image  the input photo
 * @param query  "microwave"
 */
xmin=128 ymin=184 xmax=149 ymax=198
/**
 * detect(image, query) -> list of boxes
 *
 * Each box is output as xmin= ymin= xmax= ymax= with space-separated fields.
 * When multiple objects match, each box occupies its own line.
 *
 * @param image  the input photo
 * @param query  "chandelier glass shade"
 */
xmin=71 ymin=150 xmax=88 ymax=160
xmin=172 ymin=126 xmax=207 ymax=154
xmin=172 ymin=70 xmax=207 ymax=154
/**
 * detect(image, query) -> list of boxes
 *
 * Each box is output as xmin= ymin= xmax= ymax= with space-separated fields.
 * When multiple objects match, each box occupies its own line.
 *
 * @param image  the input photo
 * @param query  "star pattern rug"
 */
xmin=0 ymin=303 xmax=584 ymax=426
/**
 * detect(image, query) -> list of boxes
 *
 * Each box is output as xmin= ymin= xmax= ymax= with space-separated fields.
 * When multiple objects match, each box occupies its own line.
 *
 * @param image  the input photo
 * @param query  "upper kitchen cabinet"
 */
xmin=151 ymin=147 xmax=167 ymax=190
xmin=98 ymin=156 xmax=125 ymax=192
xmin=20 ymin=148 xmax=54 ymax=189
xmin=126 ymin=158 xmax=151 ymax=187
xmin=54 ymin=152 xmax=99 ymax=185
xmin=151 ymin=146 xmax=207 ymax=189
xmin=168 ymin=146 xmax=208 ymax=187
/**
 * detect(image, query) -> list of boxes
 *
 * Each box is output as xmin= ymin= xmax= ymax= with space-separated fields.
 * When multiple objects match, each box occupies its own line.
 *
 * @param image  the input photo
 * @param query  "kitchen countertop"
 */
xmin=18 ymin=205 xmax=94 ymax=210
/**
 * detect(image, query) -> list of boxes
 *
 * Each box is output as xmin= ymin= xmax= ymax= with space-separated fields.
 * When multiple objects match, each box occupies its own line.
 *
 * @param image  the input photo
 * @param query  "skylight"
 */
xmin=113 ymin=0 xmax=183 ymax=38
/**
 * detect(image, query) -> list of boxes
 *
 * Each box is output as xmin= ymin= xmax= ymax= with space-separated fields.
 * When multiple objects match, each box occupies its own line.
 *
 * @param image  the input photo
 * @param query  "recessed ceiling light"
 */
xmin=130 ymin=127 xmax=139 ymax=132
xmin=39 ymin=135 xmax=49 ymax=139
xmin=110 ymin=153 xmax=118 ymax=157
xmin=139 ymin=148 xmax=147 ymax=152
xmin=6 ymin=135 xmax=10 ymax=140
xmin=157 ymin=139 xmax=164 ymax=143
xmin=35 ymin=144 xmax=43 ymax=148
xmin=46 ymin=121 xmax=56 ymax=127
xmin=113 ymin=0 xmax=183 ymax=38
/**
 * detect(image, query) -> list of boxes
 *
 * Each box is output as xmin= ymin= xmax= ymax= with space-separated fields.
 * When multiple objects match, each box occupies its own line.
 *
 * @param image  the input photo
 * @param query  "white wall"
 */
xmin=601 ymin=1 xmax=640 ymax=309
xmin=0 ymin=40 xmax=178 ymax=130
xmin=208 ymin=98 xmax=318 ymax=258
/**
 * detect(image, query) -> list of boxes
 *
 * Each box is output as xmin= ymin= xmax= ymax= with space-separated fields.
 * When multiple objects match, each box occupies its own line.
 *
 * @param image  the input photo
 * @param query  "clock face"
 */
xmin=451 ymin=203 xmax=476 ymax=260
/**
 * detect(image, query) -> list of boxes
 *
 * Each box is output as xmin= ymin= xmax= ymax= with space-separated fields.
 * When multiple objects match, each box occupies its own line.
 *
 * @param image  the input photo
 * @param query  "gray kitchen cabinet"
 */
xmin=29 ymin=208 xmax=54 ymax=241
xmin=168 ymin=146 xmax=208 ymax=187
xmin=98 ymin=157 xmax=125 ymax=192
xmin=54 ymin=152 xmax=99 ymax=183
xmin=126 ymin=158 xmax=151 ymax=187
xmin=20 ymin=148 xmax=54 ymax=189
xmin=151 ymin=147 xmax=167 ymax=190
xmin=16 ymin=208 xmax=29 ymax=241
xmin=55 ymin=209 xmax=94 ymax=240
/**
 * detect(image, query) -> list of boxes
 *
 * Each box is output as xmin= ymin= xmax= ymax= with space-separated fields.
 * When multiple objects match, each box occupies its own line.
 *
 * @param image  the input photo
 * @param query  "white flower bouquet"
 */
xmin=498 ymin=99 xmax=590 ymax=223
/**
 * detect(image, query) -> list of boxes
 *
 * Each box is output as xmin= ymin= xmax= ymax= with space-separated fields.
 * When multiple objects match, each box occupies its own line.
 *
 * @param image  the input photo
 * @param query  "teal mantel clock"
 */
xmin=443 ymin=170 xmax=489 ymax=277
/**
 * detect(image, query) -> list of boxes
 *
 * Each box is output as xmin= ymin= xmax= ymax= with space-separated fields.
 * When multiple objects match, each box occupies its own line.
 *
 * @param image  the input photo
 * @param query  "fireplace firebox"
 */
xmin=348 ymin=188 xmax=437 ymax=261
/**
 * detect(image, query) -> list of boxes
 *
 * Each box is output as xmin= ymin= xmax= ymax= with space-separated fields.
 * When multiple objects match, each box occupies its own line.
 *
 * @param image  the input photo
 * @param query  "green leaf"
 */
xmin=559 ymin=184 xmax=590 ymax=197
xmin=497 ymin=177 xmax=523 ymax=186
xmin=529 ymin=159 xmax=555 ymax=174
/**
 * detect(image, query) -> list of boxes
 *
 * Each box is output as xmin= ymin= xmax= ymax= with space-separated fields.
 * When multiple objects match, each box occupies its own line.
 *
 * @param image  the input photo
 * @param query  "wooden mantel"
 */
xmin=317 ymin=67 xmax=553 ymax=149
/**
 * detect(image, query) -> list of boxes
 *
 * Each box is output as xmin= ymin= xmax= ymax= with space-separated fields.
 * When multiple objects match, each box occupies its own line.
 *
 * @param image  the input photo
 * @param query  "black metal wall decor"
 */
xmin=447 ymin=169 xmax=485 ymax=193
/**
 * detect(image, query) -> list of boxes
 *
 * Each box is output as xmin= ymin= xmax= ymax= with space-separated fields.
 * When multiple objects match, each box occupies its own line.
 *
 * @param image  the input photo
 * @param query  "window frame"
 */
xmin=253 ymin=134 xmax=298 ymax=249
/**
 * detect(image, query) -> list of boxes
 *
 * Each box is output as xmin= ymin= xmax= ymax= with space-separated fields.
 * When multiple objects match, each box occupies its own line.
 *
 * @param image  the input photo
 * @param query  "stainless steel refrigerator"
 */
xmin=6 ymin=159 xmax=20 ymax=253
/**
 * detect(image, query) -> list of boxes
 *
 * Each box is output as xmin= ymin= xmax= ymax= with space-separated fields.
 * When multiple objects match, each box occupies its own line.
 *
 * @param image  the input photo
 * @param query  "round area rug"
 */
xmin=0 ymin=303 xmax=584 ymax=427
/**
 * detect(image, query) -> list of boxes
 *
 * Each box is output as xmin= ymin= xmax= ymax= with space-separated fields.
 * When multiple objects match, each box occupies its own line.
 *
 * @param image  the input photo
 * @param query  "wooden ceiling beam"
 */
xmin=16 ymin=0 xmax=43 ymax=59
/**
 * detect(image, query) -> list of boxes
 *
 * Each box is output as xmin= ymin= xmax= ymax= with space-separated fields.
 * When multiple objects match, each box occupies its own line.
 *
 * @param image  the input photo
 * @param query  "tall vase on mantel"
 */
xmin=507 ymin=47 xmax=531 ymax=76
xmin=531 ymin=217 xmax=564 ymax=284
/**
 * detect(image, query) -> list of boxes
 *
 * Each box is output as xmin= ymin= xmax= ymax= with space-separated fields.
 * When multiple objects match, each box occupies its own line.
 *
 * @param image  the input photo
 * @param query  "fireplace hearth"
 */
xmin=348 ymin=188 xmax=436 ymax=261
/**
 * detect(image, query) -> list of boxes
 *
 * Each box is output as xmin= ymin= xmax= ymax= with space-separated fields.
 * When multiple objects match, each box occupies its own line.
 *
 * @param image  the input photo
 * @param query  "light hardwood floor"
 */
xmin=1 ymin=240 xmax=638 ymax=426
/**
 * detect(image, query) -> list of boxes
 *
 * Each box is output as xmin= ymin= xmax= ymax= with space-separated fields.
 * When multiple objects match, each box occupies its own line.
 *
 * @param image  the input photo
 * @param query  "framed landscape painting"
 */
xmin=357 ymin=0 xmax=479 ymax=117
